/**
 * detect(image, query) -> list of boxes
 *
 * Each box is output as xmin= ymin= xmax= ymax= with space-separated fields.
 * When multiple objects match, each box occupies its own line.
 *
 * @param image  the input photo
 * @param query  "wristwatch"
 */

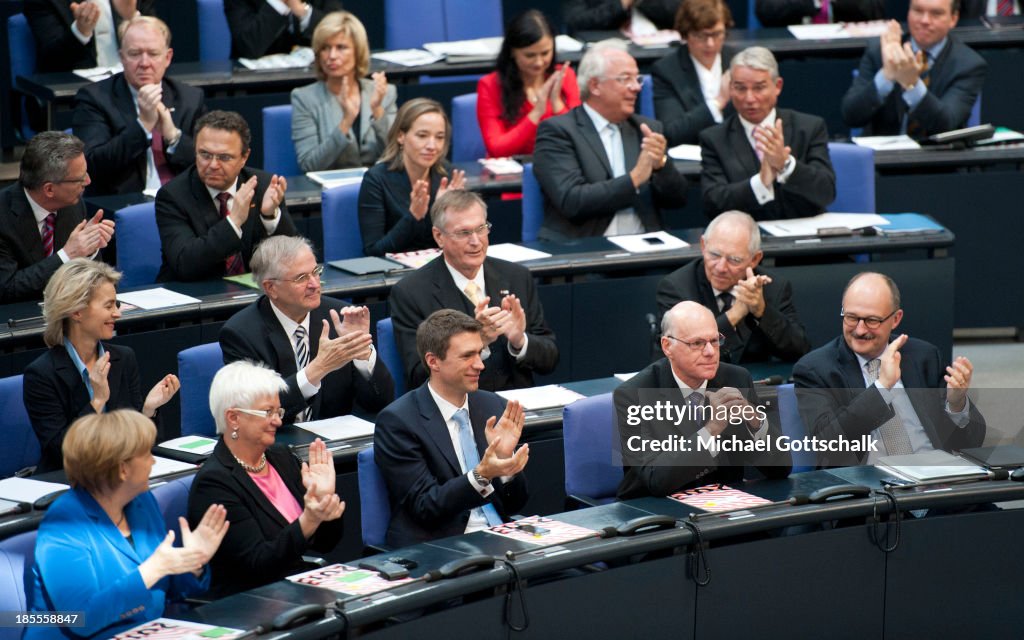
xmin=472 ymin=469 xmax=491 ymax=487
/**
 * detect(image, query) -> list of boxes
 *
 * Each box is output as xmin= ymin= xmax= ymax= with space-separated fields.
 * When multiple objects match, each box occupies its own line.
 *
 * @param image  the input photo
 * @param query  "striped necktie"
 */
xmin=41 ymin=213 xmax=56 ymax=257
xmin=294 ymin=325 xmax=312 ymax=422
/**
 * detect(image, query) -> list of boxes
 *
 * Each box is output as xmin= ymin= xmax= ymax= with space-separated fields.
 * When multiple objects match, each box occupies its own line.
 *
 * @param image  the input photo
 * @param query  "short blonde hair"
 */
xmin=312 ymin=11 xmax=370 ymax=80
xmin=42 ymin=259 xmax=122 ymax=348
xmin=63 ymin=410 xmax=156 ymax=495
xmin=118 ymin=15 xmax=172 ymax=49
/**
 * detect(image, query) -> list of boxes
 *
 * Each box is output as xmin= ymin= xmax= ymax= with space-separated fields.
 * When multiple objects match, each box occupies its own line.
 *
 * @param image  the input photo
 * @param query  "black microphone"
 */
xmin=503 ymin=526 xmax=619 ymax=561
xmin=335 ymin=555 xmax=497 ymax=609
xmin=646 ymin=313 xmax=658 ymax=336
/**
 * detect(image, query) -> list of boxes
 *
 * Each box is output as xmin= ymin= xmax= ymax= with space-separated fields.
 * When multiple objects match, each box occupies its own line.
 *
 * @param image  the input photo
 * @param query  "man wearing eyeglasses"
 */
xmin=389 ymin=190 xmax=558 ymax=392
xmin=656 ymin=211 xmax=810 ymax=364
xmin=156 ymin=110 xmax=297 ymax=281
xmin=72 ymin=15 xmax=206 ymax=196
xmin=616 ymin=301 xmax=790 ymax=500
xmin=532 ymin=40 xmax=689 ymax=241
xmin=793 ymin=272 xmax=984 ymax=468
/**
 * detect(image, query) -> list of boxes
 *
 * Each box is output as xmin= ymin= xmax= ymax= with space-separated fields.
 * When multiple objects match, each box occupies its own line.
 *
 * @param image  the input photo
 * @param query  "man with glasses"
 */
xmin=156 ymin=110 xmax=297 ymax=281
xmin=616 ymin=301 xmax=790 ymax=500
xmin=657 ymin=210 xmax=810 ymax=364
xmin=0 ymin=132 xmax=115 ymax=303
xmin=793 ymin=272 xmax=984 ymax=468
xmin=73 ymin=15 xmax=206 ymax=195
xmin=219 ymin=235 xmax=394 ymax=424
xmin=533 ymin=40 xmax=689 ymax=240
xmin=389 ymin=190 xmax=558 ymax=392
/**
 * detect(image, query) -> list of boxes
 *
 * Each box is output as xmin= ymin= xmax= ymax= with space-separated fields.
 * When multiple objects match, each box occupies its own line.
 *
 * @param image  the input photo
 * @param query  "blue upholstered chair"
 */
xmin=451 ymin=93 xmax=486 ymax=162
xmin=776 ymin=383 xmax=816 ymax=473
xmin=7 ymin=14 xmax=38 ymax=141
xmin=262 ymin=105 xmax=301 ymax=177
xmin=563 ymin=393 xmax=622 ymax=507
xmin=197 ymin=0 xmax=232 ymax=62
xmin=376 ymin=318 xmax=406 ymax=398
xmin=152 ymin=474 xmax=196 ymax=533
xmin=115 ymin=202 xmax=161 ymax=288
xmin=177 ymin=343 xmax=223 ymax=437
xmin=357 ymin=446 xmax=392 ymax=551
xmin=638 ymin=74 xmax=655 ymax=118
xmin=385 ymin=0 xmax=501 ymax=49
xmin=0 ymin=530 xmax=38 ymax=640
xmin=521 ymin=163 xmax=544 ymax=243
xmin=0 ymin=375 xmax=40 ymax=479
xmin=321 ymin=181 xmax=364 ymax=261
xmin=827 ymin=142 xmax=875 ymax=213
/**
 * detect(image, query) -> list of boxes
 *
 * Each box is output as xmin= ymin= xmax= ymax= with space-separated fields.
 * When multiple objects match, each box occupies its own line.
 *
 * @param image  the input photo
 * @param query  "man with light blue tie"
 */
xmin=374 ymin=309 xmax=530 ymax=548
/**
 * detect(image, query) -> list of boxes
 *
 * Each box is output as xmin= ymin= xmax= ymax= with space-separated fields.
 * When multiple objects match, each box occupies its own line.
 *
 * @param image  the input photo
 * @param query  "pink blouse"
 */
xmin=249 ymin=463 xmax=303 ymax=522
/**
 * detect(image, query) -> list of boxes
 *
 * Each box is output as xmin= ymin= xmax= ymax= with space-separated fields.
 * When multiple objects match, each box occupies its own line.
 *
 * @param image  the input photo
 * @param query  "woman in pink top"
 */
xmin=188 ymin=361 xmax=345 ymax=597
xmin=476 ymin=10 xmax=581 ymax=157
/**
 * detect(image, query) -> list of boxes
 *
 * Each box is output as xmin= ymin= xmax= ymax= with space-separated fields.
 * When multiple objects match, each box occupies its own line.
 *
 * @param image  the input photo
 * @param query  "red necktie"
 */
xmin=151 ymin=130 xmax=174 ymax=185
xmin=997 ymin=0 xmax=1014 ymax=16
xmin=216 ymin=192 xmax=246 ymax=276
xmin=41 ymin=213 xmax=56 ymax=257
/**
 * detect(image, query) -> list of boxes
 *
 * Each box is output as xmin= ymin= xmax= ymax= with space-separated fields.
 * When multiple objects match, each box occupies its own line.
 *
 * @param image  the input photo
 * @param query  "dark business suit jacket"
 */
xmin=73 ymin=74 xmax=206 ymax=196
xmin=563 ymin=0 xmax=680 ymax=31
xmin=651 ymin=45 xmax=734 ymax=146
xmin=23 ymin=343 xmax=144 ymax=473
xmin=155 ymin=165 xmax=298 ymax=281
xmin=656 ymin=259 xmax=810 ymax=364
xmin=699 ymin=108 xmax=836 ymax=220
xmin=840 ymin=36 xmax=987 ymax=138
xmin=792 ymin=336 xmax=986 ymax=467
xmin=23 ymin=0 xmax=156 ymax=73
xmin=225 ymin=0 xmax=344 ymax=59
xmin=388 ymin=256 xmax=558 ymax=392
xmin=533 ymin=107 xmax=690 ymax=241
xmin=187 ymin=440 xmax=344 ymax=598
xmin=616 ymin=358 xmax=791 ymax=500
xmin=357 ymin=161 xmax=446 ymax=256
xmin=219 ymin=295 xmax=394 ymax=423
xmin=0 ymin=184 xmax=88 ymax=303
xmin=755 ymin=0 xmax=883 ymax=27
xmin=373 ymin=384 xmax=529 ymax=548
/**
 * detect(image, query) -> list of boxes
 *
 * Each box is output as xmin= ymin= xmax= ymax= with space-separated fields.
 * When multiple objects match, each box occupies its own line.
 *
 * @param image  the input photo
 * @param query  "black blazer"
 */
xmin=225 ymin=0 xmax=343 ymax=59
xmin=533 ymin=107 xmax=690 ymax=241
xmin=0 ymin=184 xmax=88 ymax=303
xmin=651 ymin=45 xmax=735 ymax=146
xmin=656 ymin=259 xmax=811 ymax=364
xmin=24 ymin=343 xmax=144 ymax=473
xmin=615 ymin=358 xmax=791 ymax=500
xmin=373 ymin=384 xmax=529 ymax=548
xmin=219 ymin=295 xmax=394 ymax=423
xmin=388 ymin=256 xmax=558 ymax=392
xmin=357 ymin=161 xmax=446 ymax=257
xmin=73 ymin=74 xmax=206 ymax=196
xmin=155 ymin=165 xmax=298 ymax=282
xmin=187 ymin=440 xmax=344 ymax=598
xmin=755 ymin=0 xmax=884 ymax=27
xmin=563 ymin=0 xmax=679 ymax=31
xmin=23 ymin=0 xmax=156 ymax=73
xmin=792 ymin=336 xmax=986 ymax=467
xmin=840 ymin=36 xmax=987 ymax=138
xmin=699 ymin=108 xmax=836 ymax=220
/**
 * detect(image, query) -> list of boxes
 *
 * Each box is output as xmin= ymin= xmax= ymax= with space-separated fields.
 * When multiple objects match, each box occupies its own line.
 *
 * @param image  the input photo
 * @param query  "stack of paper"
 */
xmin=851 ymin=135 xmax=921 ymax=151
xmin=0 ymin=477 xmax=69 ymax=504
xmin=295 ymin=415 xmax=375 ymax=441
xmin=72 ymin=64 xmax=123 ymax=81
xmin=787 ymin=20 xmax=888 ymax=40
xmin=607 ymin=230 xmax=689 ymax=253
xmin=117 ymin=288 xmax=202 ymax=310
xmin=485 ymin=243 xmax=553 ymax=263
xmin=484 ymin=515 xmax=597 ymax=546
xmin=150 ymin=456 xmax=197 ymax=479
xmin=670 ymin=484 xmax=772 ymax=512
xmin=371 ymin=49 xmax=444 ymax=66
xmin=668 ymin=144 xmax=701 ymax=161
xmin=238 ymin=47 xmax=314 ymax=70
xmin=758 ymin=212 xmax=890 ymax=237
xmin=385 ymin=248 xmax=442 ymax=269
xmin=114 ymin=618 xmax=242 ymax=639
xmin=423 ymin=37 xmax=503 ymax=62
xmin=479 ymin=157 xmax=523 ymax=175
xmin=158 ymin=435 xmax=218 ymax=457
xmin=497 ymin=384 xmax=585 ymax=410
xmin=877 ymin=450 xmax=989 ymax=482
xmin=288 ymin=564 xmax=414 ymax=595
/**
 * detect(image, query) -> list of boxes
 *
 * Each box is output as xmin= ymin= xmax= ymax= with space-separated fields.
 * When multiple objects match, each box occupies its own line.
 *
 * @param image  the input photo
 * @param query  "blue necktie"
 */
xmin=453 ymin=408 xmax=503 ymax=526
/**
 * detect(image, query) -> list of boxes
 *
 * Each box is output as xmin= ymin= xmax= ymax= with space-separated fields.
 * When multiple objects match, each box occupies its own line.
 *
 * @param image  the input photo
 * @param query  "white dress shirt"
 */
xmin=738 ymin=108 xmax=797 ymax=205
xmin=691 ymin=53 xmax=725 ymax=123
xmin=581 ymin=103 xmax=645 ymax=237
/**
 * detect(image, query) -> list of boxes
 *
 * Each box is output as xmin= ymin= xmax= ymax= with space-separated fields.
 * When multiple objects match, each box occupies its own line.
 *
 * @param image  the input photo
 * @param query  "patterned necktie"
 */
xmin=865 ymin=358 xmax=914 ymax=455
xmin=216 ymin=192 xmax=246 ymax=276
xmin=750 ymin=125 xmax=765 ymax=161
xmin=687 ymin=391 xmax=709 ymax=427
xmin=294 ymin=325 xmax=312 ymax=422
xmin=151 ymin=129 xmax=174 ymax=185
xmin=464 ymin=281 xmax=484 ymax=306
xmin=453 ymin=408 xmax=502 ymax=527
xmin=997 ymin=0 xmax=1014 ymax=16
xmin=41 ymin=213 xmax=56 ymax=257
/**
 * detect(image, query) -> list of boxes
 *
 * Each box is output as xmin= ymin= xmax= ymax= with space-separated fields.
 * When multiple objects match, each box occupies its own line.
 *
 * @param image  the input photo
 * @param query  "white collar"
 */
xmin=267 ymin=298 xmax=310 ymax=339
xmin=739 ymin=108 xmax=778 ymax=140
xmin=427 ymin=380 xmax=469 ymax=424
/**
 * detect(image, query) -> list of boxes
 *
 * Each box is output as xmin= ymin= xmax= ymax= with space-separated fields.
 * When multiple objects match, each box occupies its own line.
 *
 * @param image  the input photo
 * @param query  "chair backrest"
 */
xmin=776 ymin=383 xmax=815 ymax=473
xmin=451 ymin=93 xmax=486 ymax=162
xmin=321 ymin=181 xmax=364 ymax=261
xmin=196 ymin=0 xmax=232 ymax=62
xmin=827 ymin=142 xmax=875 ymax=213
xmin=0 ymin=375 xmax=40 ymax=479
xmin=0 ymin=529 xmax=38 ymax=640
xmin=7 ymin=14 xmax=38 ymax=141
xmin=968 ymin=93 xmax=981 ymax=127
xmin=385 ymin=0 xmax=501 ymax=49
xmin=521 ymin=162 xmax=544 ymax=243
xmin=262 ymin=105 xmax=301 ymax=176
xmin=357 ymin=446 xmax=392 ymax=550
xmin=444 ymin=0 xmax=503 ymax=42
xmin=115 ymin=202 xmax=161 ymax=288
xmin=748 ymin=0 xmax=763 ymax=30
xmin=563 ymin=393 xmax=622 ymax=503
xmin=638 ymin=74 xmax=655 ymax=118
xmin=177 ymin=342 xmax=223 ymax=437
xmin=376 ymin=318 xmax=406 ymax=398
xmin=151 ymin=474 xmax=195 ymax=533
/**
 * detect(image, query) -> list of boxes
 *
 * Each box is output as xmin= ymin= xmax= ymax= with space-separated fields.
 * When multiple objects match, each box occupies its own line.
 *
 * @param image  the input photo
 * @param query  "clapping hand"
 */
xmin=945 ymin=356 xmax=974 ymax=412
xmin=178 ymin=504 xmax=229 ymax=573
xmin=301 ymin=438 xmax=337 ymax=498
xmin=733 ymin=268 xmax=771 ymax=319
xmin=437 ymin=169 xmax=466 ymax=198
xmin=370 ymin=72 xmax=388 ymax=120
xmin=499 ymin=294 xmax=527 ymax=350
xmin=143 ymin=374 xmax=180 ymax=418
xmin=260 ymin=175 xmax=287 ymax=218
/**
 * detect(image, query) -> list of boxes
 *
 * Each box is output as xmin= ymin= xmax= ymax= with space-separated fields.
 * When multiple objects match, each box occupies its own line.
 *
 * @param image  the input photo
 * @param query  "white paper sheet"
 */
xmin=851 ymin=135 xmax=921 ymax=151
xmin=486 ymin=243 xmax=553 ymax=263
xmin=423 ymin=37 xmax=503 ymax=58
xmin=758 ymin=212 xmax=890 ymax=237
xmin=668 ymin=144 xmax=702 ymax=161
xmin=295 ymin=415 xmax=376 ymax=441
xmin=614 ymin=372 xmax=639 ymax=382
xmin=497 ymin=385 xmax=585 ymax=410
xmin=72 ymin=63 xmax=123 ymax=81
xmin=0 ymin=477 xmax=69 ymax=503
xmin=149 ymin=456 xmax=197 ymax=479
xmin=158 ymin=435 xmax=218 ymax=456
xmin=787 ymin=21 xmax=888 ymax=40
xmin=607 ymin=231 xmax=689 ymax=253
xmin=117 ymin=287 xmax=202 ymax=310
xmin=371 ymin=49 xmax=445 ymax=66
xmin=307 ymin=167 xmax=368 ymax=189
xmin=238 ymin=47 xmax=314 ymax=70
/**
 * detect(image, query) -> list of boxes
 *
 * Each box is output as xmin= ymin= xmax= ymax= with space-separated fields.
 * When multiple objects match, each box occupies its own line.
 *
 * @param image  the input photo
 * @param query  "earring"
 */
xmin=231 ymin=429 xmax=239 ymax=440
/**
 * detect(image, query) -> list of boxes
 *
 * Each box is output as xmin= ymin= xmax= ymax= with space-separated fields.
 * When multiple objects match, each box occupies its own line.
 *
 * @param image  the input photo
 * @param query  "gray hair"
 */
xmin=430 ymin=189 xmax=488 ymax=232
xmin=730 ymin=46 xmax=779 ymax=80
xmin=703 ymin=210 xmax=761 ymax=255
xmin=209 ymin=360 xmax=289 ymax=435
xmin=42 ymin=259 xmax=122 ymax=348
xmin=577 ymin=40 xmax=629 ymax=100
xmin=19 ymin=132 xmax=85 ymax=190
xmin=250 ymin=235 xmax=316 ymax=291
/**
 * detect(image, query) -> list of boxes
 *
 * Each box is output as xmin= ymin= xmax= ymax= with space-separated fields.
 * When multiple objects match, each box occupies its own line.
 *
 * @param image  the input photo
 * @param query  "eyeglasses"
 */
xmin=605 ymin=73 xmax=644 ymax=88
xmin=665 ymin=333 xmax=725 ymax=351
xmin=197 ymin=150 xmax=240 ymax=164
xmin=56 ymin=172 xmax=89 ymax=185
xmin=271 ymin=264 xmax=325 ymax=285
xmin=705 ymin=249 xmax=748 ymax=267
xmin=441 ymin=222 xmax=492 ymax=241
xmin=691 ymin=29 xmax=726 ymax=42
xmin=232 ymin=407 xmax=286 ymax=420
xmin=840 ymin=309 xmax=898 ymax=329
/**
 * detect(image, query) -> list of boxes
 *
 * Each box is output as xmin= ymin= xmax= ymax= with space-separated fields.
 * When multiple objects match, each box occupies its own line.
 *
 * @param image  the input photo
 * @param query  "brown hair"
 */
xmin=378 ymin=98 xmax=450 ymax=175
xmin=416 ymin=309 xmax=482 ymax=367
xmin=674 ymin=0 xmax=734 ymax=36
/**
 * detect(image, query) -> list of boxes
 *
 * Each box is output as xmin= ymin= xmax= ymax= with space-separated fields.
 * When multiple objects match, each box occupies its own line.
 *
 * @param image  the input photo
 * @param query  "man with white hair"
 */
xmin=700 ymin=46 xmax=835 ymax=220
xmin=532 ymin=40 xmax=689 ymax=241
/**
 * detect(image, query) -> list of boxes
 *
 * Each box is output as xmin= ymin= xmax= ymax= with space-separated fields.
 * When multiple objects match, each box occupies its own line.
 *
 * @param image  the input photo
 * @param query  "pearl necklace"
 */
xmin=234 ymin=453 xmax=267 ymax=473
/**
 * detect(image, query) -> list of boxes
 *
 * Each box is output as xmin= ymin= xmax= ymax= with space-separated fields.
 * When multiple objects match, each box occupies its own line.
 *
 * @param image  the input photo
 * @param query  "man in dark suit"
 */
xmin=533 ymin=42 xmax=689 ymax=241
xmin=219 ymin=236 xmax=394 ymax=423
xmin=700 ymin=46 xmax=835 ymax=220
xmin=657 ymin=211 xmax=810 ymax=364
xmin=73 ymin=16 xmax=206 ymax=196
xmin=755 ymin=0 xmax=883 ymax=28
xmin=841 ymin=1 xmax=987 ymax=138
xmin=389 ymin=190 xmax=558 ymax=392
xmin=793 ymin=272 xmax=985 ymax=468
xmin=374 ymin=309 xmax=530 ymax=548
xmin=959 ymin=0 xmax=1021 ymax=19
xmin=24 ymin=0 xmax=155 ymax=73
xmin=225 ymin=0 xmax=343 ymax=59
xmin=156 ymin=110 xmax=297 ymax=281
xmin=616 ymin=301 xmax=790 ymax=500
xmin=0 ymin=132 xmax=115 ymax=303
